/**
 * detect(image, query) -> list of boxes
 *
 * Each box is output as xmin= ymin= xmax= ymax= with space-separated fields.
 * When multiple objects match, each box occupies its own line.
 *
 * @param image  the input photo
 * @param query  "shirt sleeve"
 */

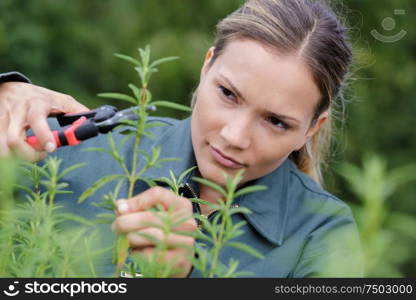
xmin=291 ymin=200 xmax=364 ymax=277
xmin=0 ymin=72 xmax=31 ymax=84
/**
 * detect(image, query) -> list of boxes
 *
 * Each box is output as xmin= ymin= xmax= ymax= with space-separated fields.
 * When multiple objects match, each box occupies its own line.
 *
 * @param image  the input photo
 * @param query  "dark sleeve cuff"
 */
xmin=0 ymin=72 xmax=31 ymax=84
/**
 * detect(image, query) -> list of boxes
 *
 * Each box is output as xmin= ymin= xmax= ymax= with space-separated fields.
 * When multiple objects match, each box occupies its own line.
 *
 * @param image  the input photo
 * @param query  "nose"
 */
xmin=219 ymin=116 xmax=251 ymax=150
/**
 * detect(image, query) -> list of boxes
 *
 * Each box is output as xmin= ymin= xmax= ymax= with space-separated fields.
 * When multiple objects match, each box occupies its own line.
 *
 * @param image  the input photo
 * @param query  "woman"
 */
xmin=0 ymin=0 xmax=363 ymax=277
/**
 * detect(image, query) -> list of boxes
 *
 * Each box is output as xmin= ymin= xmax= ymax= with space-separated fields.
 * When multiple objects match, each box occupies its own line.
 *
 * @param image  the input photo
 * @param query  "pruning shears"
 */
xmin=26 ymin=105 xmax=156 ymax=149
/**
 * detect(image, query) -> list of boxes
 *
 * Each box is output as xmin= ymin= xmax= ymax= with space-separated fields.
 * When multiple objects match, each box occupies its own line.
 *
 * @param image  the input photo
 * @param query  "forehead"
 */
xmin=210 ymin=39 xmax=321 ymax=117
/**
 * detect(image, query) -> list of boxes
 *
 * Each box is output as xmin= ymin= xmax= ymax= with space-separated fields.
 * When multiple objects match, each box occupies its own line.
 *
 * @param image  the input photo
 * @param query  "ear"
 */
xmin=305 ymin=110 xmax=329 ymax=139
xmin=200 ymin=47 xmax=215 ymax=77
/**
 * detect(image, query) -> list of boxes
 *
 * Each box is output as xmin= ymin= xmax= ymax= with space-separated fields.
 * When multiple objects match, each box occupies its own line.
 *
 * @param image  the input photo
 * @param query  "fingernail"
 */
xmin=117 ymin=200 xmax=129 ymax=214
xmin=44 ymin=142 xmax=56 ymax=153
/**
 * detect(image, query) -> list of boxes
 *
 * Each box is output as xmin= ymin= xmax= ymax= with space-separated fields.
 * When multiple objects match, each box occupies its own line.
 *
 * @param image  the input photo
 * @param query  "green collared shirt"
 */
xmin=47 ymin=116 xmax=363 ymax=277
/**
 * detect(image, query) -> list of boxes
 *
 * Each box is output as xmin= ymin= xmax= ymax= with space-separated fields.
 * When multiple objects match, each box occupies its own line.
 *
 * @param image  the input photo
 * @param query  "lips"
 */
xmin=209 ymin=145 xmax=245 ymax=169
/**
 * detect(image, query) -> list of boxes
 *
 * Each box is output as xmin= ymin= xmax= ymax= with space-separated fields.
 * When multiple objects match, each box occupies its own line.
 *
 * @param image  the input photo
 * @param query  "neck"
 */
xmin=198 ymin=184 xmax=224 ymax=216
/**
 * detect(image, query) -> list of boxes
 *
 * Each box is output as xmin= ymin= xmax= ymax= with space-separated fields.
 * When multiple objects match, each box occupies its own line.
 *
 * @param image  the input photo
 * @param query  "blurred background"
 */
xmin=1 ymin=0 xmax=415 ymax=277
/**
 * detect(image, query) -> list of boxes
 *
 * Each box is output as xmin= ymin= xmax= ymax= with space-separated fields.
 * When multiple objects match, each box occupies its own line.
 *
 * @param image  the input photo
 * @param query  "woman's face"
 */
xmin=191 ymin=39 xmax=327 ymax=187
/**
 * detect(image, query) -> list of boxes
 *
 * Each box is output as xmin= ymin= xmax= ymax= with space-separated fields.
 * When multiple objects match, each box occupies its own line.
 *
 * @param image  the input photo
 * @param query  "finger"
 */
xmin=115 ymin=199 xmax=129 ymax=215
xmin=124 ymin=186 xmax=193 ymax=214
xmin=112 ymin=209 xmax=197 ymax=235
xmin=48 ymin=93 xmax=89 ymax=115
xmin=11 ymin=138 xmax=47 ymax=162
xmin=172 ymin=218 xmax=198 ymax=233
xmin=7 ymin=102 xmax=46 ymax=162
xmin=7 ymin=101 xmax=28 ymax=151
xmin=26 ymin=103 xmax=56 ymax=152
xmin=126 ymin=227 xmax=194 ymax=249
xmin=112 ymin=211 xmax=164 ymax=234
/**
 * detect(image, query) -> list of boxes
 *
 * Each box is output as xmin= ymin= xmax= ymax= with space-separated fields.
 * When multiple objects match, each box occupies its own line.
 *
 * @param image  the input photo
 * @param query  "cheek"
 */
xmin=192 ymin=86 xmax=225 ymax=137
xmin=246 ymin=134 xmax=306 ymax=179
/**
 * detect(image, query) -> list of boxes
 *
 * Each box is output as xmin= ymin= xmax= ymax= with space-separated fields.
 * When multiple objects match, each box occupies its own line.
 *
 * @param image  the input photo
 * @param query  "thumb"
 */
xmin=50 ymin=95 xmax=89 ymax=115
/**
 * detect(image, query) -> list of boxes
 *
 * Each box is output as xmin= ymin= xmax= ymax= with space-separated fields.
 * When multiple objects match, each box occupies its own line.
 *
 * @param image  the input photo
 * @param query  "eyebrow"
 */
xmin=217 ymin=73 xmax=300 ymax=125
xmin=218 ymin=73 xmax=247 ymax=102
xmin=269 ymin=112 xmax=300 ymax=125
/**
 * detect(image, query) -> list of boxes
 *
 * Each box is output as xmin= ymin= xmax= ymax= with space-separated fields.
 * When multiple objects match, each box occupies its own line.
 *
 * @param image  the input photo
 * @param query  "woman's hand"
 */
xmin=0 ymin=81 xmax=88 ymax=161
xmin=112 ymin=186 xmax=197 ymax=277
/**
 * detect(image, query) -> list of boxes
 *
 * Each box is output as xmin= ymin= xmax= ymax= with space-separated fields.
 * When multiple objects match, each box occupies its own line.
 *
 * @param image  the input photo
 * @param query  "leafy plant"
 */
xmin=336 ymin=153 xmax=416 ymax=276
xmin=0 ymin=156 xmax=106 ymax=277
xmin=1 ymin=46 xmax=267 ymax=278
xmin=79 ymin=45 xmax=195 ymax=277
xmin=80 ymin=46 xmax=267 ymax=277
xmin=192 ymin=170 xmax=266 ymax=278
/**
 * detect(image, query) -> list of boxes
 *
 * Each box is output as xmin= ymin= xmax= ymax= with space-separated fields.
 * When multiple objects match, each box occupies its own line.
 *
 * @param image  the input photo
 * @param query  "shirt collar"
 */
xmin=143 ymin=116 xmax=289 ymax=246
xmin=142 ymin=117 xmax=196 ymax=181
xmin=236 ymin=159 xmax=290 ymax=246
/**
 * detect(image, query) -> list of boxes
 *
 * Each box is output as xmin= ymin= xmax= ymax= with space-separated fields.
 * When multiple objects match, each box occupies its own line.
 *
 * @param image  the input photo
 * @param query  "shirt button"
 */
xmin=197 ymin=214 xmax=207 ymax=231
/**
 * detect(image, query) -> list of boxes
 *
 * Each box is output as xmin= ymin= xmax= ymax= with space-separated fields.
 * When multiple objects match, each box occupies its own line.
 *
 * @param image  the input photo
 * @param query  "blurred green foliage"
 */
xmin=337 ymin=154 xmax=416 ymax=276
xmin=1 ymin=0 xmax=415 ymax=276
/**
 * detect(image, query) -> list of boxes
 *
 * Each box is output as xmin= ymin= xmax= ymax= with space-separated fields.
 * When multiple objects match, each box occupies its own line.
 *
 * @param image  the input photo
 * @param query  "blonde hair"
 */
xmin=193 ymin=0 xmax=352 ymax=184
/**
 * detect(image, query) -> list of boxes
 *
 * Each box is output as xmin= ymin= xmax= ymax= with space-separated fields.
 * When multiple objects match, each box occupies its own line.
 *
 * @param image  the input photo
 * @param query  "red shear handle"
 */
xmin=26 ymin=131 xmax=62 ymax=150
xmin=26 ymin=117 xmax=87 ymax=150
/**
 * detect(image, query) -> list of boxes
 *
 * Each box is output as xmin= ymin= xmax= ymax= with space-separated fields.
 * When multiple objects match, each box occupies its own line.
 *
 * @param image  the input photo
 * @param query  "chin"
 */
xmin=201 ymin=161 xmax=247 ymax=188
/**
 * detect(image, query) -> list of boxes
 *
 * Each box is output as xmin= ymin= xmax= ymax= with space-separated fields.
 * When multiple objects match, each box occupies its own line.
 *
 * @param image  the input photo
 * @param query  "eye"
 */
xmin=265 ymin=116 xmax=289 ymax=130
xmin=219 ymin=85 xmax=236 ymax=101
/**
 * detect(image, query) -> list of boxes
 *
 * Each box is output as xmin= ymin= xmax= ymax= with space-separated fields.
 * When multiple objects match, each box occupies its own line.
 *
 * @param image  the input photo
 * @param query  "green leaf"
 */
xmin=156 ymin=157 xmax=180 ymax=164
xmin=23 ymin=162 xmax=48 ymax=178
xmin=226 ymin=242 xmax=264 ymax=259
xmin=97 ymin=93 xmax=137 ymax=105
xmin=224 ymin=171 xmax=243 ymax=195
xmin=144 ymin=121 xmax=168 ymax=130
xmin=169 ymin=169 xmax=177 ymax=186
xmin=78 ymin=174 xmax=124 ymax=203
xmin=227 ymin=220 xmax=247 ymax=240
xmin=119 ymin=119 xmax=138 ymax=127
xmin=144 ymin=89 xmax=153 ymax=103
xmin=336 ymin=162 xmax=363 ymax=198
xmin=82 ymin=147 xmax=112 ymax=154
xmin=222 ymin=259 xmax=240 ymax=277
xmin=128 ymin=83 xmax=141 ymax=100
xmin=114 ymin=53 xmax=141 ymax=67
xmin=384 ymin=164 xmax=416 ymax=198
xmin=94 ymin=213 xmax=116 ymax=224
xmin=192 ymin=176 xmax=226 ymax=197
xmin=234 ymin=185 xmax=267 ymax=198
xmin=134 ymin=231 xmax=160 ymax=244
xmin=229 ymin=206 xmax=252 ymax=216
xmin=92 ymin=198 xmax=117 ymax=211
xmin=178 ymin=166 xmax=197 ymax=185
xmin=13 ymin=184 xmax=33 ymax=195
xmin=137 ymin=176 xmax=156 ymax=188
xmin=139 ymin=45 xmax=151 ymax=67
xmin=149 ymin=56 xmax=179 ymax=68
xmin=195 ymin=215 xmax=216 ymax=239
xmin=134 ymin=67 xmax=145 ymax=84
xmin=194 ymin=230 xmax=211 ymax=242
xmin=58 ymin=162 xmax=87 ymax=180
xmin=151 ymin=101 xmax=192 ymax=112
xmin=115 ymin=235 xmax=130 ymax=266
xmin=141 ymin=130 xmax=155 ymax=140
xmin=191 ymin=197 xmax=211 ymax=207
xmin=118 ymin=128 xmax=135 ymax=137
xmin=56 ymin=213 xmax=95 ymax=226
